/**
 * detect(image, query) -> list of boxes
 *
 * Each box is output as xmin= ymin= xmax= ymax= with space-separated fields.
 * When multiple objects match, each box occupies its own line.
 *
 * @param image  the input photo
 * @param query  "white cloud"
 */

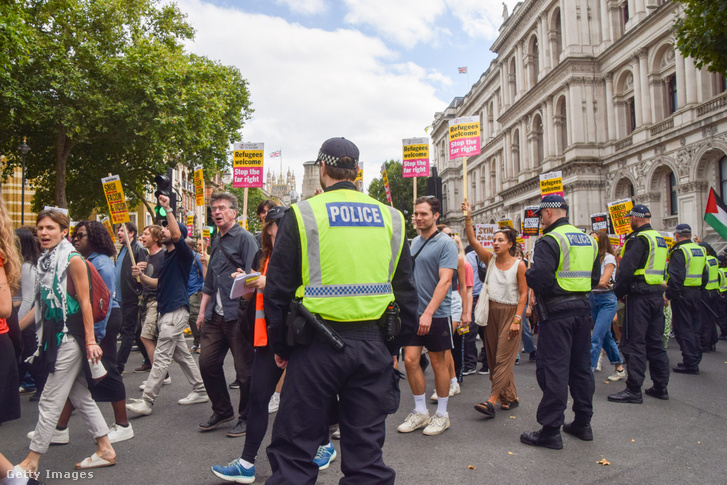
xmin=176 ymin=0 xmax=447 ymax=192
xmin=445 ymin=0 xmax=520 ymax=40
xmin=275 ymin=0 xmax=327 ymax=16
xmin=342 ymin=0 xmax=450 ymax=49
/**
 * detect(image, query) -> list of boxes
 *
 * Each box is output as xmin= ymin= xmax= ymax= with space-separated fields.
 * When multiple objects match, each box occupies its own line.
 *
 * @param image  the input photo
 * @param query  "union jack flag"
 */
xmin=269 ymin=150 xmax=281 ymax=158
xmin=458 ymin=66 xmax=467 ymax=74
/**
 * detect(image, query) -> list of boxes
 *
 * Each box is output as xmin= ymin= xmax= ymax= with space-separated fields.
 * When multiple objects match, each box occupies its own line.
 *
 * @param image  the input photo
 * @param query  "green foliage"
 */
xmin=368 ymin=161 xmax=427 ymax=238
xmin=0 ymin=0 xmax=253 ymax=219
xmin=227 ymin=186 xmax=267 ymax=234
xmin=674 ymin=0 xmax=727 ymax=74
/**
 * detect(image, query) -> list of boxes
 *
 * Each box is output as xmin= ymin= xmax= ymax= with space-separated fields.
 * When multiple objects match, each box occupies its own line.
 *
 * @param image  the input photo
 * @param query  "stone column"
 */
xmin=503 ymin=130 xmax=511 ymax=180
xmin=685 ymin=56 xmax=698 ymax=105
xmin=632 ymin=55 xmax=644 ymax=128
xmin=516 ymin=42 xmax=525 ymax=95
xmin=500 ymin=61 xmax=509 ymax=108
xmin=675 ymin=50 xmax=687 ymax=110
xmin=493 ymin=92 xmax=501 ymax=135
xmin=639 ymin=50 xmax=651 ymax=124
xmin=541 ymin=15 xmax=551 ymax=72
xmin=568 ymin=82 xmax=584 ymax=143
xmin=600 ymin=0 xmax=611 ymax=44
xmin=605 ymin=73 xmax=616 ymax=141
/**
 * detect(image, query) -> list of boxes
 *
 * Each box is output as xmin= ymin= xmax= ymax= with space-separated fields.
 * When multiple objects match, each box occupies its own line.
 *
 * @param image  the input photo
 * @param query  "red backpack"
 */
xmin=67 ymin=257 xmax=111 ymax=324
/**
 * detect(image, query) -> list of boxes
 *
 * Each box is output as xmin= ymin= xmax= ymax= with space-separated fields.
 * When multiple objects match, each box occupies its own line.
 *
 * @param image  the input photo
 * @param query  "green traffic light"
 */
xmin=155 ymin=205 xmax=166 ymax=218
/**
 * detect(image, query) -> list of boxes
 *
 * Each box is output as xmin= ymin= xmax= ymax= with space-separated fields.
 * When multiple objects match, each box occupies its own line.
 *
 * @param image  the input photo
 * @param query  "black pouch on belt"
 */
xmin=285 ymin=302 xmax=313 ymax=347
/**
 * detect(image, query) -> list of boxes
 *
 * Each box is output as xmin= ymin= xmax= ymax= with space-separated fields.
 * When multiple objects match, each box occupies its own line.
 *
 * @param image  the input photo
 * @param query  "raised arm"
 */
xmin=462 ymin=201 xmax=493 ymax=265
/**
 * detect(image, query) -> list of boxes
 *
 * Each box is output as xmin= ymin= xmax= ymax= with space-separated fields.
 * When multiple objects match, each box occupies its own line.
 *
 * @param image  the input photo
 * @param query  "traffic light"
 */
xmin=154 ymin=168 xmax=177 ymax=219
xmin=206 ymin=205 xmax=217 ymax=237
xmin=427 ymin=166 xmax=442 ymax=202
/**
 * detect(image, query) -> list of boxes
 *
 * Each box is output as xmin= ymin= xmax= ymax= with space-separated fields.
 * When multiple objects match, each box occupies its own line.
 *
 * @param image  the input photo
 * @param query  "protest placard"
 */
xmin=474 ymin=224 xmax=498 ymax=250
xmin=402 ymin=137 xmax=430 ymax=178
xmin=202 ymin=226 xmax=211 ymax=245
xmin=233 ymin=142 xmax=264 ymax=188
xmin=591 ymin=212 xmax=611 ymax=233
xmin=448 ymin=117 xmax=481 ymax=159
xmin=381 ymin=164 xmax=392 ymax=204
xmin=101 ymin=175 xmax=130 ymax=224
xmin=607 ymin=198 xmax=634 ymax=236
xmin=660 ymin=231 xmax=675 ymax=250
xmin=100 ymin=217 xmax=115 ymax=243
xmin=498 ymin=218 xmax=514 ymax=229
xmin=608 ymin=235 xmax=621 ymax=249
xmin=539 ymin=171 xmax=563 ymax=198
xmin=523 ymin=206 xmax=541 ymax=237
xmin=194 ymin=165 xmax=205 ymax=206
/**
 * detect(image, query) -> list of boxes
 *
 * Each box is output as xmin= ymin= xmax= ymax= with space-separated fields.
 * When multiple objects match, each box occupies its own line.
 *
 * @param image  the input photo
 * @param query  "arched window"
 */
xmin=652 ymin=45 xmax=677 ymax=121
xmin=667 ymin=76 xmax=678 ymax=115
xmin=554 ymin=96 xmax=567 ymax=155
xmin=509 ymin=57 xmax=517 ymax=101
xmin=669 ymin=171 xmax=678 ymax=215
xmin=720 ymin=155 xmax=727 ymax=200
xmin=626 ymin=97 xmax=636 ymax=134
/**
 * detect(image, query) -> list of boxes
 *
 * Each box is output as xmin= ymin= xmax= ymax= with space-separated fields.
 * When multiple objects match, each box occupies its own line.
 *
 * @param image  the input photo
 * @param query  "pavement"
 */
xmin=3 ymin=336 xmax=727 ymax=484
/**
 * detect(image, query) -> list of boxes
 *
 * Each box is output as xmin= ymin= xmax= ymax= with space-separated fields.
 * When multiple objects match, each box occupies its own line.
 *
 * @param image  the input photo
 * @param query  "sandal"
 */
xmin=75 ymin=452 xmax=117 ymax=470
xmin=474 ymin=401 xmax=496 ymax=418
xmin=501 ymin=399 xmax=520 ymax=411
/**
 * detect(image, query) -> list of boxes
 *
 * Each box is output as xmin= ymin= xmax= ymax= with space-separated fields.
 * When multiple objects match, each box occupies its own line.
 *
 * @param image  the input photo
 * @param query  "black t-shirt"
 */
xmin=158 ymin=238 xmax=193 ymax=315
xmin=143 ymin=249 xmax=165 ymax=299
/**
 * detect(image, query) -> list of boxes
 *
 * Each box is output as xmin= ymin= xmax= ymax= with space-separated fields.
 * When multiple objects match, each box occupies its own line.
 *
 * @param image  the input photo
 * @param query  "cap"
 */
xmin=626 ymin=204 xmax=651 ymax=218
xmin=265 ymin=206 xmax=287 ymax=221
xmin=534 ymin=195 xmax=568 ymax=215
xmin=674 ymin=223 xmax=692 ymax=235
xmin=718 ymin=254 xmax=727 ymax=264
xmin=315 ymin=137 xmax=359 ymax=169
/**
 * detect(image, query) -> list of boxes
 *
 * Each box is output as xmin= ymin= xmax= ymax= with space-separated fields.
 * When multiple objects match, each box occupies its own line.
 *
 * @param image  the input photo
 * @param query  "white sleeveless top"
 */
xmin=487 ymin=254 xmax=520 ymax=305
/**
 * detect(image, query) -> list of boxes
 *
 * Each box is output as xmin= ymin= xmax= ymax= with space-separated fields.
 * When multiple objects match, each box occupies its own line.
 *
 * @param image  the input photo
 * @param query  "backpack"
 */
xmin=67 ymin=257 xmax=111 ymax=324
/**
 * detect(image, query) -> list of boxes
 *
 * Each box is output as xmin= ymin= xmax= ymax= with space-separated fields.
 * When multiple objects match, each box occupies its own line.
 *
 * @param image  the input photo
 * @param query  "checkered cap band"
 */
xmin=628 ymin=211 xmax=648 ymax=218
xmin=317 ymin=150 xmax=358 ymax=168
xmin=539 ymin=201 xmax=566 ymax=209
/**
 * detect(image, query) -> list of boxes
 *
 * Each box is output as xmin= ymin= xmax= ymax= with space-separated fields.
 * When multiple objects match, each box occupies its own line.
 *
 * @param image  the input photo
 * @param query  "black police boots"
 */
xmin=562 ymin=422 xmax=593 ymax=441
xmin=644 ymin=386 xmax=669 ymax=400
xmin=520 ymin=427 xmax=563 ymax=450
xmin=607 ymin=388 xmax=643 ymax=404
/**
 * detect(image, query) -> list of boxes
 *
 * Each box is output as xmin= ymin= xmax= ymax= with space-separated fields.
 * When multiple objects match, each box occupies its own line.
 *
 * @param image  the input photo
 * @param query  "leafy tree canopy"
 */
xmin=368 ymin=160 xmax=427 ymax=238
xmin=675 ymin=0 xmax=727 ymax=74
xmin=0 ymin=0 xmax=253 ymax=219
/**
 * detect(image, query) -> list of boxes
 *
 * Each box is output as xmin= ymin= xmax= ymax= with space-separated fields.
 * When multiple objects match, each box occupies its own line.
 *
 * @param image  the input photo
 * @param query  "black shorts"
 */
xmin=405 ymin=316 xmax=453 ymax=352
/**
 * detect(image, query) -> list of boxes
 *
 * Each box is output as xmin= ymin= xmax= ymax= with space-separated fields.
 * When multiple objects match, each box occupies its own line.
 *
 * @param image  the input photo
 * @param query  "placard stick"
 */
xmin=108 ymin=172 xmax=140 ymax=282
xmin=242 ymin=187 xmax=249 ymax=230
xmin=462 ymin=156 xmax=468 ymax=216
xmin=413 ymin=176 xmax=417 ymax=204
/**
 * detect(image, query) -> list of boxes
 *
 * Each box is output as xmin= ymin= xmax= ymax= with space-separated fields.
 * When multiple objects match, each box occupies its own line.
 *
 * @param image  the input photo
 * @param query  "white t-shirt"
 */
xmin=593 ymin=253 xmax=617 ymax=293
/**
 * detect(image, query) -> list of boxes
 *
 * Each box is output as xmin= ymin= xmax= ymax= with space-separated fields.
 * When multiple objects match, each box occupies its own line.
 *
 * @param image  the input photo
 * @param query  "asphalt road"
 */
xmin=3 ymin=336 xmax=727 ymax=484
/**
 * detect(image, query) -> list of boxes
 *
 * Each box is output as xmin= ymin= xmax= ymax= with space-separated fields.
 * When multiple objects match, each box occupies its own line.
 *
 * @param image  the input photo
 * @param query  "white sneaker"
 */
xmin=397 ymin=411 xmax=430 ymax=433
xmin=422 ymin=413 xmax=450 ymax=436
xmin=107 ymin=422 xmax=134 ymax=443
xmin=178 ymin=391 xmax=209 ymax=405
xmin=430 ymin=390 xmax=438 ymax=402
xmin=268 ymin=393 xmax=280 ymax=414
xmin=608 ymin=369 xmax=627 ymax=381
xmin=126 ymin=399 xmax=153 ymax=416
xmin=139 ymin=375 xmax=172 ymax=391
xmin=449 ymin=381 xmax=461 ymax=397
xmin=595 ymin=351 xmax=604 ymax=372
xmin=27 ymin=427 xmax=69 ymax=444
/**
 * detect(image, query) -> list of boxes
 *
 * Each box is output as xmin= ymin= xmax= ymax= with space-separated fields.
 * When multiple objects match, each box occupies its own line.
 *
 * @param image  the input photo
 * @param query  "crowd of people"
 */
xmin=1 ymin=138 xmax=726 ymax=484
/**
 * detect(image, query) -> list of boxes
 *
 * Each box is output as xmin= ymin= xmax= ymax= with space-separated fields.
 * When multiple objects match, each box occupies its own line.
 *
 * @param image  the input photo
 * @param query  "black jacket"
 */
xmin=613 ymin=223 xmax=652 ymax=298
xmin=118 ymin=239 xmax=148 ymax=301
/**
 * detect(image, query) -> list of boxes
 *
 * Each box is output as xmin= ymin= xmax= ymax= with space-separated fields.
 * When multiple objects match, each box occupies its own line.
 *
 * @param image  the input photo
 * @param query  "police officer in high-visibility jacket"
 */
xmin=717 ymin=254 xmax=727 ymax=339
xmin=262 ymin=138 xmax=418 ymax=484
xmin=699 ymin=242 xmax=720 ymax=352
xmin=666 ymin=224 xmax=708 ymax=375
xmin=521 ymin=195 xmax=600 ymax=450
xmin=609 ymin=205 xmax=669 ymax=403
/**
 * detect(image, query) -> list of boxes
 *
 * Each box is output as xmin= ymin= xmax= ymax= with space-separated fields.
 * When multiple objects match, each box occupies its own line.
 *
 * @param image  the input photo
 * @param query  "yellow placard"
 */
xmin=355 ymin=164 xmax=363 ymax=184
xmin=101 ymin=217 xmax=115 ymax=243
xmin=660 ymin=232 xmax=675 ymax=250
xmin=539 ymin=171 xmax=564 ymax=198
xmin=69 ymin=222 xmax=77 ymax=238
xmin=194 ymin=164 xmax=205 ymax=206
xmin=498 ymin=219 xmax=513 ymax=229
xmin=101 ymin=175 xmax=130 ymax=224
xmin=607 ymin=198 xmax=634 ymax=236
xmin=608 ymin=235 xmax=621 ymax=249
xmin=186 ymin=213 xmax=194 ymax=226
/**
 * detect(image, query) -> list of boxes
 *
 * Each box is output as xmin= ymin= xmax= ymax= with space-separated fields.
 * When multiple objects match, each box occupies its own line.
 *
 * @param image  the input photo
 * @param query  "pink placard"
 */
xmin=402 ymin=159 xmax=430 ymax=178
xmin=233 ymin=167 xmax=263 ymax=188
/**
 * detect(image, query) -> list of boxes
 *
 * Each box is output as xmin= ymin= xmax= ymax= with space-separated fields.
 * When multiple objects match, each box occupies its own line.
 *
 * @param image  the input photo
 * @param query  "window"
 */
xmin=622 ymin=2 xmax=629 ymax=24
xmin=552 ymin=11 xmax=562 ymax=66
xmin=627 ymin=97 xmax=636 ymax=134
xmin=669 ymin=171 xmax=678 ymax=215
xmin=667 ymin=75 xmax=678 ymax=114
xmin=720 ymin=156 xmax=727 ymax=200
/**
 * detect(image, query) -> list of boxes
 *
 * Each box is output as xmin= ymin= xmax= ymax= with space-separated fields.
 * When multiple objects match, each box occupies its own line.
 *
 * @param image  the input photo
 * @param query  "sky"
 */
xmin=175 ymin=0 xmax=520 ymax=193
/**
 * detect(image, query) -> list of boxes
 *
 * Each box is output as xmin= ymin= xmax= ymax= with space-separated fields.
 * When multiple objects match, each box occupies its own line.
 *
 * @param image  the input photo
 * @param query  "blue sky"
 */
xmin=176 ymin=0 xmax=519 ymax=191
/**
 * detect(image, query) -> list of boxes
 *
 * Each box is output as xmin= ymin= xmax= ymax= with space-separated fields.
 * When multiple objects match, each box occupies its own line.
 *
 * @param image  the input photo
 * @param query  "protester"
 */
xmin=18 ymin=209 xmax=116 ymax=472
xmin=462 ymin=204 xmax=527 ymax=419
xmin=186 ymin=237 xmax=205 ymax=353
xmin=465 ymin=245 xmax=488 ymax=374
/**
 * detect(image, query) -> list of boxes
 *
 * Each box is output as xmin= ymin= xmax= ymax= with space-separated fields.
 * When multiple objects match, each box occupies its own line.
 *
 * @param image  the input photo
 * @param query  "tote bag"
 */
xmin=474 ymin=256 xmax=495 ymax=326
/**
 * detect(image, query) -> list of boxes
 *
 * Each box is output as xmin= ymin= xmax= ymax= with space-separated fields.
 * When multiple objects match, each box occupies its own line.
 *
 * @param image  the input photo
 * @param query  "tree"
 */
xmin=674 ymin=0 xmax=727 ymax=74
xmin=0 ymin=0 xmax=252 ymax=219
xmin=368 ymin=161 xmax=428 ymax=238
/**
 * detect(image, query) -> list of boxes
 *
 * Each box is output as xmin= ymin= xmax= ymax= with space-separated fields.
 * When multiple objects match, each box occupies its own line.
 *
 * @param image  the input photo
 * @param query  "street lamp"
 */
xmin=17 ymin=137 xmax=30 ymax=225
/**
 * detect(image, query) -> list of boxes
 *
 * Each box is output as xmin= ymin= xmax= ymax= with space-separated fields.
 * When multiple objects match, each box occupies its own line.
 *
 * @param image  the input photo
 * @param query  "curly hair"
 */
xmin=74 ymin=221 xmax=117 ymax=257
xmin=0 ymin=197 xmax=21 ymax=292
xmin=494 ymin=225 xmax=519 ymax=256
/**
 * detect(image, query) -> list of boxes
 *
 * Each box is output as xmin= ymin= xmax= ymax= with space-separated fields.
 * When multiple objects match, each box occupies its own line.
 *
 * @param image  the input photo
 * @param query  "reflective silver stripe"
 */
xmin=557 ymin=271 xmax=592 ymax=278
xmin=686 ymin=274 xmax=702 ymax=279
xmin=708 ymin=279 xmax=719 ymax=284
xmin=548 ymin=231 xmax=571 ymax=271
xmin=255 ymin=310 xmax=265 ymax=319
xmin=304 ymin=283 xmax=393 ymax=298
xmin=297 ymin=201 xmax=322 ymax=286
xmin=387 ymin=207 xmax=403 ymax=281
xmin=642 ymin=233 xmax=658 ymax=273
xmin=644 ymin=269 xmax=665 ymax=275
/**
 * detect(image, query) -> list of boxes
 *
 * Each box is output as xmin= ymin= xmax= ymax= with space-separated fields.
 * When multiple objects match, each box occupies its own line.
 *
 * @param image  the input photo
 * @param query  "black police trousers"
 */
xmin=671 ymin=288 xmax=702 ymax=369
xmin=535 ymin=301 xmax=595 ymax=429
xmin=620 ymin=292 xmax=669 ymax=391
xmin=700 ymin=290 xmax=720 ymax=351
xmin=266 ymin=327 xmax=399 ymax=485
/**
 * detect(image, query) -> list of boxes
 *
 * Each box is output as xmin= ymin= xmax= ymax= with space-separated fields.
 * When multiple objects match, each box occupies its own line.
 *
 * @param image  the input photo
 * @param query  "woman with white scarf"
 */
xmin=17 ymin=210 xmax=116 ymax=473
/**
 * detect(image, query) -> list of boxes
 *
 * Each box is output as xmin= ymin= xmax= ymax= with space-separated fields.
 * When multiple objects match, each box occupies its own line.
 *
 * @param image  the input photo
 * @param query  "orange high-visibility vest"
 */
xmin=254 ymin=259 xmax=269 ymax=347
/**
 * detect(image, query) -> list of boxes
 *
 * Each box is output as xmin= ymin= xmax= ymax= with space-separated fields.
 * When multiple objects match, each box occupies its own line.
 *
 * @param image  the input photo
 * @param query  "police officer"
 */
xmin=666 ymin=224 xmax=707 ymax=375
xmin=263 ymin=137 xmax=418 ymax=483
xmin=609 ymin=205 xmax=670 ymax=403
xmin=521 ymin=195 xmax=600 ymax=450
xmin=699 ymin=242 xmax=720 ymax=352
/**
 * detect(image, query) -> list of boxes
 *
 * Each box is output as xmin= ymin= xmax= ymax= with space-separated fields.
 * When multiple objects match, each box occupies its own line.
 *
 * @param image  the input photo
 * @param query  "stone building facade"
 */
xmin=431 ymin=0 xmax=727 ymax=252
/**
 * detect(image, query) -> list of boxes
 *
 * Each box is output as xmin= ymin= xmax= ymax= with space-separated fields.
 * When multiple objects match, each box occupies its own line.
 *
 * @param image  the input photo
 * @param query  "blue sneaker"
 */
xmin=210 ymin=459 xmax=255 ymax=484
xmin=313 ymin=442 xmax=337 ymax=470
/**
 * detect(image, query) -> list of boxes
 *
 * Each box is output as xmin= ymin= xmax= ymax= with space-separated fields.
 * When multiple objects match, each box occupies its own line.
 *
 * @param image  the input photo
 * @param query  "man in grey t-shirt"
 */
xmin=397 ymin=197 xmax=458 ymax=437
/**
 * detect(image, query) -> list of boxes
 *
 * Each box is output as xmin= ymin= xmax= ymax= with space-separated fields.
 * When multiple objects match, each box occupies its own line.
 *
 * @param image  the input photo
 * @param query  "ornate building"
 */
xmin=265 ymin=167 xmax=298 ymax=207
xmin=431 ymin=0 xmax=727 ymax=252
xmin=301 ymin=161 xmax=319 ymax=200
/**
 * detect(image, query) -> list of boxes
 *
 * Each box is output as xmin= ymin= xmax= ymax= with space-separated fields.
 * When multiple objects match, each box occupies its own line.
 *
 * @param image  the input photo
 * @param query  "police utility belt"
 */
xmin=285 ymin=300 xmax=401 ymax=351
xmin=534 ymin=294 xmax=588 ymax=321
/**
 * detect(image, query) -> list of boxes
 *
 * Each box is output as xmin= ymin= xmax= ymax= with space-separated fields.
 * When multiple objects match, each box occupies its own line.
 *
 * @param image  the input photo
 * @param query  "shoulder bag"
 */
xmin=474 ymin=255 xmax=495 ymax=327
